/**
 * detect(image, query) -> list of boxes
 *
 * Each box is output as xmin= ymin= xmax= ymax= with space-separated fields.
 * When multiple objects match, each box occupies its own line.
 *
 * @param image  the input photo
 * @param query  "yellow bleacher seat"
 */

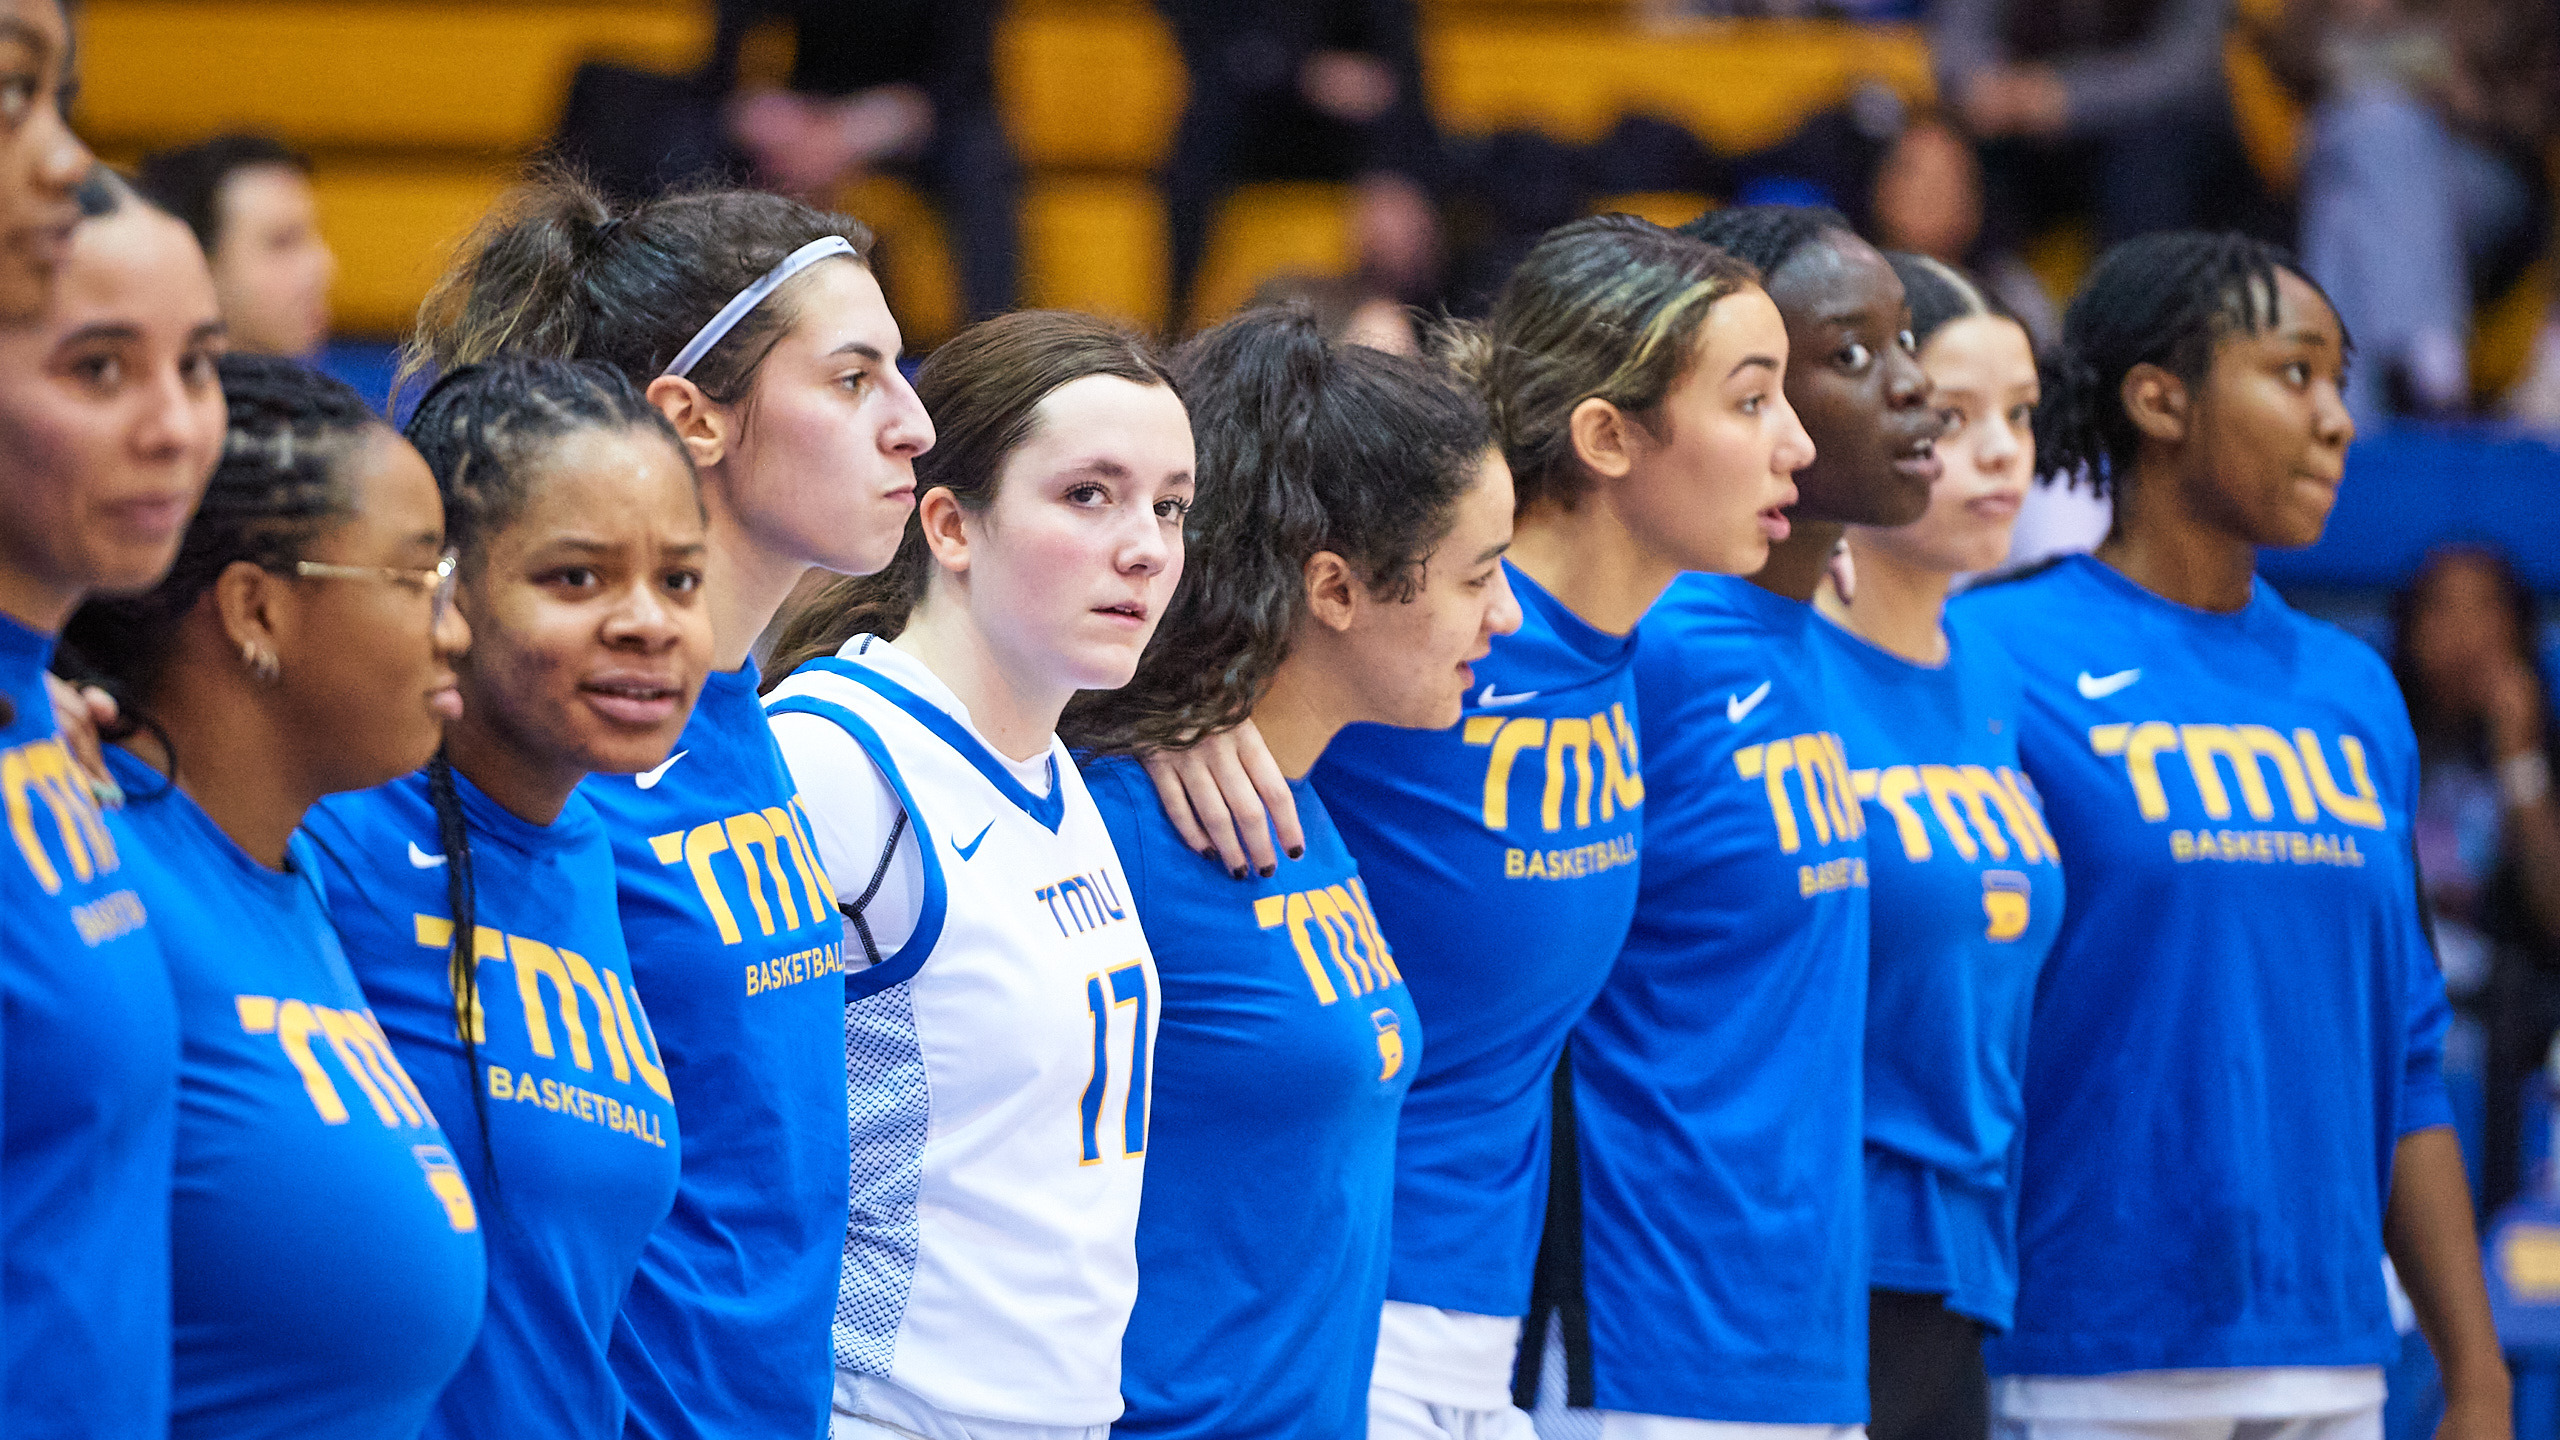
xmin=835 ymin=174 xmax=966 ymax=348
xmin=1000 ymin=2 xmax=1186 ymax=172
xmin=1188 ymin=181 xmax=1355 ymax=327
xmin=1023 ymin=175 xmax=1167 ymax=329
xmin=1425 ymin=21 xmax=1933 ymax=152
xmin=76 ymin=1 xmax=708 ymax=152
xmin=308 ymin=163 xmax=512 ymax=335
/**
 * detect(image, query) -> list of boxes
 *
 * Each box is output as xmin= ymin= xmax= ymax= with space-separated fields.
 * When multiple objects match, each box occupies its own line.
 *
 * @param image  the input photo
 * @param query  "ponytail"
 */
xmin=402 ymin=165 xmax=875 ymax=404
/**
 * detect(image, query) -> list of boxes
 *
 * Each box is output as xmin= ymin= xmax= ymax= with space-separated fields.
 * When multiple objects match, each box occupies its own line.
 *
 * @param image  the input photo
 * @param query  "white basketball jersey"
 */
xmin=765 ymin=644 xmax=1157 ymax=1429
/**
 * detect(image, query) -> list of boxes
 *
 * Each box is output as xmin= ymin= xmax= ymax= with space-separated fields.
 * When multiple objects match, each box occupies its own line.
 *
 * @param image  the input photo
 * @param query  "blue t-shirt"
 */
xmin=305 ymin=769 xmax=684 ymax=1440
xmin=1090 ymin=759 xmax=1421 ymax=1438
xmin=1954 ymin=555 xmax=2453 ymax=1376
xmin=1818 ymin=617 xmax=2064 ymax=1331
xmin=1574 ymin=574 xmax=1870 ymax=1422
xmin=585 ymin=663 xmax=849 ymax=1440
xmin=1310 ymin=559 xmax=1644 ymax=1316
xmin=0 ymin=613 xmax=179 ymax=1435
xmin=107 ymin=748 xmax=486 ymax=1439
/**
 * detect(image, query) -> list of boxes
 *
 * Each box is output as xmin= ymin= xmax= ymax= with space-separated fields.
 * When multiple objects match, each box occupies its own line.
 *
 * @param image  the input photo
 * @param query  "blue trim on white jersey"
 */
xmin=797 ymin=657 xmax=1066 ymax=831
xmin=764 ymin=695 xmax=950 ymax=1000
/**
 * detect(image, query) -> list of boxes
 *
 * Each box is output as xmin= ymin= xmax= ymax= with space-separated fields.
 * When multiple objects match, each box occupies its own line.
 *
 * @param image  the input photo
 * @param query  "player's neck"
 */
xmin=1505 ymin=496 xmax=1676 ymax=637
xmin=1752 ymin=517 xmax=1844 ymax=604
xmin=1248 ymin=657 xmax=1341 ymax=781
xmin=134 ymin=665 xmax=321 ymax=871
xmin=698 ymin=502 xmax=812 ymax=674
xmin=892 ymin=599 xmax=1064 ymax=764
xmin=441 ymin=712 xmax=585 ymax=828
xmin=1818 ymin=538 xmax=1950 ymax=666
xmin=2098 ymin=474 xmax=2257 ymax=613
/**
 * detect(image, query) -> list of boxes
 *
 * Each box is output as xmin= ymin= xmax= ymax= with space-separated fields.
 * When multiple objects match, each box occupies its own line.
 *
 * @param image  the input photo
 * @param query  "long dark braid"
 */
xmin=401 ymin=355 xmax=694 ymax=1194
xmin=60 ymin=353 xmax=384 ymax=773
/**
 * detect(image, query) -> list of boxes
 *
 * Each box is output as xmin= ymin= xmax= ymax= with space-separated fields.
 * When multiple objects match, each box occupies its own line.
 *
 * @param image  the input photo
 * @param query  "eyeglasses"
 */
xmin=289 ymin=550 xmax=461 ymax=623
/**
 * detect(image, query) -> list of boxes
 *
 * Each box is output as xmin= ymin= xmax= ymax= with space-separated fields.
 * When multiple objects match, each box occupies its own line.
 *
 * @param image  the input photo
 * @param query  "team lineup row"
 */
xmin=0 ymin=13 xmax=2502 ymax=1440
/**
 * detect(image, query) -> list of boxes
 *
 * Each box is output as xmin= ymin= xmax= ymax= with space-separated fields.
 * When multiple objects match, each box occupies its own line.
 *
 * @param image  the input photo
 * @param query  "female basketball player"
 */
xmin=760 ymin=309 xmax=1192 ymax=1439
xmin=1817 ymin=255 xmax=2061 ymax=1440
xmin=1154 ymin=215 xmax=1810 ymax=1438
xmin=302 ymin=357 xmax=710 ymax=1440
xmin=409 ymin=176 xmax=932 ymax=1440
xmin=0 ymin=0 xmax=91 ymax=322
xmin=1063 ymin=306 xmax=1518 ymax=1437
xmin=62 ymin=354 xmax=486 ymax=1438
xmin=1525 ymin=205 xmax=1940 ymax=1434
xmin=1953 ymin=232 xmax=2507 ymax=1440
xmin=0 ymin=174 xmax=222 ymax=1435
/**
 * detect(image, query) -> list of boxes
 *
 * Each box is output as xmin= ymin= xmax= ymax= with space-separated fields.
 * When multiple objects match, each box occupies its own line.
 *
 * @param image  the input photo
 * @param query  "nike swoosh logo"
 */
xmin=953 ymin=820 xmax=995 ymax=861
xmin=1476 ymin=681 xmax=1539 ymax=708
xmin=635 ymin=750 xmax=689 ymax=789
xmin=408 ymin=841 xmax=448 ymax=869
xmin=1727 ymin=680 xmax=1772 ymax=723
xmin=2076 ymin=669 xmax=2142 ymax=699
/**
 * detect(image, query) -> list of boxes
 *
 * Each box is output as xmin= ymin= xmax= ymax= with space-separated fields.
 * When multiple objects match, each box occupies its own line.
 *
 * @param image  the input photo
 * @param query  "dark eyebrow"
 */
xmin=2282 ymin=330 xmax=2333 ymax=349
xmin=0 ymin=19 xmax=50 ymax=53
xmin=55 ymin=322 xmax=141 ymax=348
xmin=1058 ymin=458 xmax=1133 ymax=480
xmin=189 ymin=321 xmax=225 ymax=345
xmin=661 ymin=541 xmax=709 ymax=561
xmin=1727 ymin=354 xmax=1781 ymax=379
xmin=827 ymin=341 xmax=891 ymax=363
xmin=1475 ymin=538 xmax=1513 ymax=564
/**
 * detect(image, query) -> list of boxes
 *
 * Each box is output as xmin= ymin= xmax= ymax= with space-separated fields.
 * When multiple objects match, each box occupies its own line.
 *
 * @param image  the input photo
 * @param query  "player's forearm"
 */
xmin=2384 ymin=1127 xmax=2512 ymax=1424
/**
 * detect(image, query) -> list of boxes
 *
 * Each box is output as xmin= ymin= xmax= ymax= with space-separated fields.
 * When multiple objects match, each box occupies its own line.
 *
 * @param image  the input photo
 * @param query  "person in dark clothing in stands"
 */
xmin=1934 ymin=0 xmax=2271 ymax=249
xmin=1159 ymin=0 xmax=1444 ymax=329
xmin=721 ymin=0 xmax=1019 ymax=322
xmin=2394 ymin=544 xmax=2560 ymax=1219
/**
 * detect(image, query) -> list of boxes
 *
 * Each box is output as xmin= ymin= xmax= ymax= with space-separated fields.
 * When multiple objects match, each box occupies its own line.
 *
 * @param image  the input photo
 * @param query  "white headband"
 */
xmin=661 ymin=235 xmax=858 ymax=380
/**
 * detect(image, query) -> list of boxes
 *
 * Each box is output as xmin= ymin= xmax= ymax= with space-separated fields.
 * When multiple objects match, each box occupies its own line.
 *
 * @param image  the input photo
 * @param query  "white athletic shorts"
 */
xmin=1369 ymin=1301 xmax=1539 ymax=1439
xmin=1992 ymin=1367 xmax=2386 ymax=1440
xmin=829 ymin=1372 xmax=1107 ymax=1440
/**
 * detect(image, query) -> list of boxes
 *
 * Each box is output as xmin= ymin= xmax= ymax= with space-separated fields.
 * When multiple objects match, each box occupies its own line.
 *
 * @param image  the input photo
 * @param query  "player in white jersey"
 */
xmin=760 ymin=310 xmax=1196 ymax=1440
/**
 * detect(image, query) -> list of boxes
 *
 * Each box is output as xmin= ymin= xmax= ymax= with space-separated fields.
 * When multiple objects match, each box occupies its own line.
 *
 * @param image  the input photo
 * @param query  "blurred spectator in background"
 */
xmin=1934 ymin=0 xmax=2274 ymax=250
xmin=2266 ymin=0 xmax=2556 ymax=426
xmin=135 ymin=134 xmax=334 ymax=358
xmin=1247 ymin=272 xmax=1420 ymax=353
xmin=1866 ymin=112 xmax=2058 ymax=346
xmin=1159 ymin=0 xmax=1445 ymax=329
xmin=2394 ymin=545 xmax=2560 ymax=1215
xmin=719 ymin=0 xmax=1020 ymax=321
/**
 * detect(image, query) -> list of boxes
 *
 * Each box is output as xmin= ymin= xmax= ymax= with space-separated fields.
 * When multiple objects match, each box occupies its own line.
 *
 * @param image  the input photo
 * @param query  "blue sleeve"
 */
xmin=2393 ymin=744 xmax=2455 ymax=1138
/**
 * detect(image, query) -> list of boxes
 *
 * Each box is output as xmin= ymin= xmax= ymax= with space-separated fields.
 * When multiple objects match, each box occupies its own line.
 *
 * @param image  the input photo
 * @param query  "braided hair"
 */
xmin=62 ymin=353 xmax=384 ymax=737
xmin=2033 ymin=231 xmax=2347 ymax=498
xmin=1678 ymin=204 xmax=1856 ymax=286
xmin=1062 ymin=304 xmax=1494 ymax=756
xmin=400 ymin=355 xmax=695 ymax=1188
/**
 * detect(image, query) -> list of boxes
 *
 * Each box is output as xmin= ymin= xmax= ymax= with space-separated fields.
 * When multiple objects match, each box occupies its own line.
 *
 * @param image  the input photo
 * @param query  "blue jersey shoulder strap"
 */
xmin=765 ymin=694 xmax=950 ymax=999
xmin=797 ymin=655 xmax=1066 ymax=832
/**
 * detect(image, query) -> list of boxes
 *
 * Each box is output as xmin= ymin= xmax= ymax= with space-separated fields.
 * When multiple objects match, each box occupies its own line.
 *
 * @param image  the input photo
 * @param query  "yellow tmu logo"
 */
xmin=1464 ymin=705 xmax=1643 ymax=833
xmin=2088 ymin=723 xmax=2386 ymax=829
xmin=646 ymin=800 xmax=835 ymax=946
xmin=1253 ymin=879 xmax=1401 ymax=1006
